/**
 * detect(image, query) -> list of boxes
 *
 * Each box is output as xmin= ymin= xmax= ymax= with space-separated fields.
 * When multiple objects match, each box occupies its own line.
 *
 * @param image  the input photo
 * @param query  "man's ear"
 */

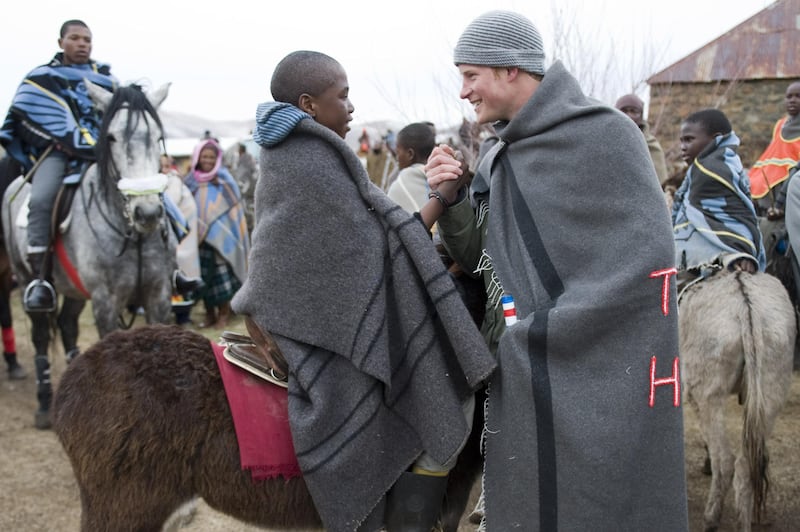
xmin=505 ymin=66 xmax=522 ymax=81
xmin=298 ymin=94 xmax=315 ymax=117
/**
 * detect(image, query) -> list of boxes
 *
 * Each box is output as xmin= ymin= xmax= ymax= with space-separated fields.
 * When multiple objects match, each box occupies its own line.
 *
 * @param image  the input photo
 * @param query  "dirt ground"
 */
xmin=1 ymin=288 xmax=799 ymax=531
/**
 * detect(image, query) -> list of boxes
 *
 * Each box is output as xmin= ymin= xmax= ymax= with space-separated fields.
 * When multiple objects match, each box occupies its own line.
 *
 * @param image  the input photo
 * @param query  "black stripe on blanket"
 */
xmin=501 ymin=152 xmax=563 ymax=529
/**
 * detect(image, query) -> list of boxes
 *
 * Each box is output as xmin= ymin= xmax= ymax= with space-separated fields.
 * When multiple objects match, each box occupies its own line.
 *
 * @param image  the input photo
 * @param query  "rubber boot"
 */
xmin=23 ymin=252 xmax=56 ymax=313
xmin=385 ymin=472 xmax=448 ymax=532
xmin=4 ymin=352 xmax=27 ymax=380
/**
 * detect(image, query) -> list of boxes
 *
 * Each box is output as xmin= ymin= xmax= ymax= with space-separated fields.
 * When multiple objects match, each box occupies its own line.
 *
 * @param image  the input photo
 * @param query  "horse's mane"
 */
xmin=94 ymin=84 xmax=164 ymax=197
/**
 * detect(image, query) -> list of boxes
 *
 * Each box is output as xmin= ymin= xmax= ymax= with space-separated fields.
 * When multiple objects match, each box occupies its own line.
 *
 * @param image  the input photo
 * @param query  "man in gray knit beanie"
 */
xmin=453 ymin=10 xmax=545 ymax=75
xmin=424 ymin=8 xmax=690 ymax=532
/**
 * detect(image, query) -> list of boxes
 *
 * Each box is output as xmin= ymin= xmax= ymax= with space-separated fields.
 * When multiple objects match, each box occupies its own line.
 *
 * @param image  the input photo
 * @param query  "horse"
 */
xmin=2 ymin=80 xmax=176 ymax=429
xmin=679 ymin=269 xmax=796 ymax=531
xmin=52 ymin=324 xmax=483 ymax=532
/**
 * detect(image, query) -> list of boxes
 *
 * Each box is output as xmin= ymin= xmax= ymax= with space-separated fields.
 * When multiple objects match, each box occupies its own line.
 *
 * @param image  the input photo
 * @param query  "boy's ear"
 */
xmin=298 ymin=93 xmax=315 ymax=117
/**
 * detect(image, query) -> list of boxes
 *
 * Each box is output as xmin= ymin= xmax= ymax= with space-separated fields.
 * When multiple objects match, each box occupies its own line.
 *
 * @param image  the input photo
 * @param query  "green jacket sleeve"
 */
xmin=437 ymin=195 xmax=483 ymax=277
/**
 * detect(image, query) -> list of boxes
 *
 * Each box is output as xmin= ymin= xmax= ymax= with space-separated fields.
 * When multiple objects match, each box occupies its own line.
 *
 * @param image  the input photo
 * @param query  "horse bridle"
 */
xmin=81 ymin=129 xmax=171 ymax=328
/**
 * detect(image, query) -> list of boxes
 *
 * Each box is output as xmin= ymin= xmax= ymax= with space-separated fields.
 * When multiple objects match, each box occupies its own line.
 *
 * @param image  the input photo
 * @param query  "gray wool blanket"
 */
xmin=232 ymin=110 xmax=495 ymax=531
xmin=475 ymin=62 xmax=689 ymax=531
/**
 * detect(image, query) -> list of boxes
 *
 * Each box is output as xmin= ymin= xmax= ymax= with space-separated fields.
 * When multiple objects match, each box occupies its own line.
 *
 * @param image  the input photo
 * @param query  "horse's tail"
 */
xmin=735 ymin=271 xmax=770 ymax=524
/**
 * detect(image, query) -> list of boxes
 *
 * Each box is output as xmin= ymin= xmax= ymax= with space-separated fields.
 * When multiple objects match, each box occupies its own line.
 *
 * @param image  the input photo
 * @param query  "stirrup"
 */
xmin=22 ymin=279 xmax=57 ymax=313
xmin=219 ymin=322 xmax=289 ymax=388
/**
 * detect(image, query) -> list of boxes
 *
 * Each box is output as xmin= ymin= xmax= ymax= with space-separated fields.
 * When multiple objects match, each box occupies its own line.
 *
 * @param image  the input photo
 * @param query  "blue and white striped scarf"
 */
xmin=253 ymin=102 xmax=311 ymax=147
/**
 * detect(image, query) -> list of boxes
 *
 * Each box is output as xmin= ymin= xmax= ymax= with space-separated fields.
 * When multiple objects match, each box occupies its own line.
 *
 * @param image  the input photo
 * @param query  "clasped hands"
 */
xmin=424 ymin=144 xmax=471 ymax=203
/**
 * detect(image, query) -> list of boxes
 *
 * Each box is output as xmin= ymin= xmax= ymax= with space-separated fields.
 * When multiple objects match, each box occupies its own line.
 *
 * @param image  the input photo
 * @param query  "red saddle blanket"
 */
xmin=211 ymin=341 xmax=301 ymax=481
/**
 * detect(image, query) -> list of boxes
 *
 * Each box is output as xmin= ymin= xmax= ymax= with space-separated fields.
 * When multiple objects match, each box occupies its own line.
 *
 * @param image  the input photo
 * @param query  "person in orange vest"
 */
xmin=749 ymin=81 xmax=800 ymax=217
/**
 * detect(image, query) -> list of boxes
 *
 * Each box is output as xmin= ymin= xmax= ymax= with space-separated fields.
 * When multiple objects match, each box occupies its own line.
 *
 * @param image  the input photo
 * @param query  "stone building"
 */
xmin=646 ymin=0 xmax=800 ymax=181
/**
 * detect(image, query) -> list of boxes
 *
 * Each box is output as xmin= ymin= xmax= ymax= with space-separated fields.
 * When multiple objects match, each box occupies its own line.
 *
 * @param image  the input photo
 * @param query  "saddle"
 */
xmin=220 ymin=316 xmax=289 ymax=388
xmin=52 ymin=178 xmax=80 ymax=236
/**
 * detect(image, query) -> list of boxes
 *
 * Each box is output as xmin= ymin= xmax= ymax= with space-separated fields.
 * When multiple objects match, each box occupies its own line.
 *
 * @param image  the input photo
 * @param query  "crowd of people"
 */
xmin=1 ymin=10 xmax=800 ymax=532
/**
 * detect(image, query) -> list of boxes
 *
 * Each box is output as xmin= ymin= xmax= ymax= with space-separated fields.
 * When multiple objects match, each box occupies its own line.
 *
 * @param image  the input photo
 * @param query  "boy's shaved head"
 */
xmin=684 ymin=108 xmax=732 ymax=136
xmin=271 ymin=51 xmax=344 ymax=105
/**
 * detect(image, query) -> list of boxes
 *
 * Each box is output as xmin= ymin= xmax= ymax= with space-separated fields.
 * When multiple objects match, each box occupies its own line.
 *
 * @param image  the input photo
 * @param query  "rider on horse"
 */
xmin=0 ymin=20 xmax=116 ymax=312
xmin=1 ymin=19 xmax=201 ymax=313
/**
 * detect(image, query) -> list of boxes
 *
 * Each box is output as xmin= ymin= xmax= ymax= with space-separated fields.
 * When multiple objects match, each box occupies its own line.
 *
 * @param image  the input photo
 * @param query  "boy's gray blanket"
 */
xmin=477 ymin=62 xmax=689 ymax=531
xmin=232 ymin=115 xmax=495 ymax=531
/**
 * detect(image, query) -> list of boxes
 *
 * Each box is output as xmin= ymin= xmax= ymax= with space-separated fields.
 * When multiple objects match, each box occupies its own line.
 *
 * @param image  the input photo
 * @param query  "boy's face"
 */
xmin=679 ymin=121 xmax=715 ymax=164
xmin=785 ymin=83 xmax=800 ymax=117
xmin=395 ymin=140 xmax=413 ymax=170
xmin=308 ymin=68 xmax=354 ymax=139
xmin=59 ymin=24 xmax=92 ymax=65
xmin=458 ymin=64 xmax=513 ymax=124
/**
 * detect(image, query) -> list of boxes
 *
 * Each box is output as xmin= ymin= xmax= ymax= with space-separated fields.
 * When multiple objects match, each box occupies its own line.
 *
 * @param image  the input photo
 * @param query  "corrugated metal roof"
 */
xmin=648 ymin=0 xmax=800 ymax=84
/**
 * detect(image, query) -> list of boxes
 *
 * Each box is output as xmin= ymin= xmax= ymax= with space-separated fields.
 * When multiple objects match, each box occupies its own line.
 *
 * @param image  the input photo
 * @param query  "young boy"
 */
xmin=672 ymin=108 xmax=765 ymax=276
xmin=230 ymin=51 xmax=494 ymax=532
xmin=387 ymin=122 xmax=436 ymax=213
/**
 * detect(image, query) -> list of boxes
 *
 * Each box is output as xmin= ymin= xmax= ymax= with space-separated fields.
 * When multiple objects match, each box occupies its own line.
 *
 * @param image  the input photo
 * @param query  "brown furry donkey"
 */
xmin=53 ymin=323 xmax=483 ymax=531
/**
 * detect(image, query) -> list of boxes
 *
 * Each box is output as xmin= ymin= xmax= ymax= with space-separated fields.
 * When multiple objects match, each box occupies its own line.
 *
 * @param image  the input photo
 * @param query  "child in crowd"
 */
xmin=672 ymin=108 xmax=765 ymax=279
xmin=387 ymin=122 xmax=436 ymax=213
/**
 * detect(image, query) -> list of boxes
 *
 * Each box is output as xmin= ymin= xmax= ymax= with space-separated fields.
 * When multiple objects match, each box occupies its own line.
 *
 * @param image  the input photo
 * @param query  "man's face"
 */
xmin=618 ymin=105 xmax=644 ymax=128
xmin=458 ymin=65 xmax=513 ymax=124
xmin=59 ymin=24 xmax=92 ymax=65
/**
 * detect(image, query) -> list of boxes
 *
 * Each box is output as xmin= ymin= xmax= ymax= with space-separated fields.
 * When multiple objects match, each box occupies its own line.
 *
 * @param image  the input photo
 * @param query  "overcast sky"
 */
xmin=0 ymin=0 xmax=773 ymax=130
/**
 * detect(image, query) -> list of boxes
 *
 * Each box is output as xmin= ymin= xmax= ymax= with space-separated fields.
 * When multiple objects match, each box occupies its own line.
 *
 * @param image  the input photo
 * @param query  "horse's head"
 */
xmin=86 ymin=79 xmax=171 ymax=234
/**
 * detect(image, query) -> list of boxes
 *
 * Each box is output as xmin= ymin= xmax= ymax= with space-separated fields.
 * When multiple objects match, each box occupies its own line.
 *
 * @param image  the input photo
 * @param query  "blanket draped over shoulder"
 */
xmin=475 ymin=61 xmax=688 ymax=531
xmin=0 ymin=53 xmax=117 ymax=170
xmin=232 ymin=103 xmax=495 ymax=531
xmin=184 ymin=167 xmax=249 ymax=282
xmin=672 ymin=131 xmax=765 ymax=271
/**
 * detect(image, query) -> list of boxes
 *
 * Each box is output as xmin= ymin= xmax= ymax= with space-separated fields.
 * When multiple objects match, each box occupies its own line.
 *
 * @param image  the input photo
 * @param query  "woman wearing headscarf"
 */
xmin=184 ymin=138 xmax=249 ymax=328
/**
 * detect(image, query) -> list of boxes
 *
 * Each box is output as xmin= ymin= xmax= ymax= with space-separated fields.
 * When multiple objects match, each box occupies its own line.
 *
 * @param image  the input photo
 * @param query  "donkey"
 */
xmin=52 ymin=324 xmax=482 ymax=531
xmin=679 ymin=270 xmax=795 ymax=531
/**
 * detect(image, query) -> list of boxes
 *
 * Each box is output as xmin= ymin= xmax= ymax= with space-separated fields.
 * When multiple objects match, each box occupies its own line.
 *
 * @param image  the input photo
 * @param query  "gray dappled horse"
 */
xmin=680 ymin=270 xmax=795 ymax=531
xmin=2 ymin=81 xmax=175 ymax=429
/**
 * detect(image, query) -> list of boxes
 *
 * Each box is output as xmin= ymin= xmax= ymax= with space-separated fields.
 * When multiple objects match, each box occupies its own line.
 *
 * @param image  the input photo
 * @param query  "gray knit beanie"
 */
xmin=453 ymin=10 xmax=545 ymax=75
